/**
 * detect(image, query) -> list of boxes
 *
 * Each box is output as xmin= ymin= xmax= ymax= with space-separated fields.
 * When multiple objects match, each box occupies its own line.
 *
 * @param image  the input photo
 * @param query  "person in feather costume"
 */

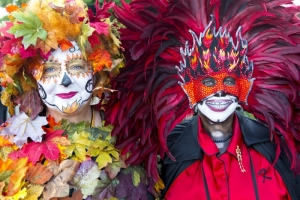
xmin=106 ymin=0 xmax=300 ymax=199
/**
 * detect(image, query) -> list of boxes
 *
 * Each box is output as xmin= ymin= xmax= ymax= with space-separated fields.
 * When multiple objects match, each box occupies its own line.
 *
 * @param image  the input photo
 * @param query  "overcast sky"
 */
xmin=0 ymin=0 xmax=300 ymax=19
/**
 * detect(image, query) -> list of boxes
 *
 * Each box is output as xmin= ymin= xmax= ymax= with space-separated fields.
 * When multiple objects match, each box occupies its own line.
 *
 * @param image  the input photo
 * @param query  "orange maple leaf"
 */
xmin=36 ymin=32 xmax=58 ymax=55
xmin=88 ymin=49 xmax=112 ymax=74
xmin=43 ymin=115 xmax=61 ymax=133
xmin=58 ymin=39 xmax=73 ymax=51
xmin=0 ymin=136 xmax=12 ymax=147
xmin=6 ymin=158 xmax=29 ymax=196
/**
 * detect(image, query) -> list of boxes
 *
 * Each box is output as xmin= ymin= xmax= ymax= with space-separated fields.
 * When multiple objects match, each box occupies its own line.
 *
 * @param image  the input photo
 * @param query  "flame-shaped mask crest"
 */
xmin=176 ymin=20 xmax=254 ymax=108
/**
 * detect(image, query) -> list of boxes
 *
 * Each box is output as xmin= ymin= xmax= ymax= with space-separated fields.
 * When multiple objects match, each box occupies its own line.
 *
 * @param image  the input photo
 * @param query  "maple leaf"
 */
xmin=57 ymin=39 xmax=73 ymax=52
xmin=14 ymin=91 xmax=43 ymax=120
xmin=1 ymin=113 xmax=47 ymax=148
xmin=6 ymin=157 xmax=28 ymax=196
xmin=43 ymin=159 xmax=80 ymax=200
xmin=105 ymin=159 xmax=126 ymax=179
xmin=121 ymin=166 xmax=148 ymax=187
xmin=11 ymin=187 xmax=27 ymax=199
xmin=0 ymin=146 xmax=14 ymax=162
xmin=115 ymin=171 xmax=148 ymax=200
xmin=64 ymin=131 xmax=91 ymax=161
xmin=90 ymin=169 xmax=117 ymax=200
xmin=49 ymin=189 xmax=83 ymax=200
xmin=71 ymin=160 xmax=101 ymax=198
xmin=24 ymin=184 xmax=44 ymax=200
xmin=44 ymin=115 xmax=61 ymax=133
xmin=9 ymin=130 xmax=64 ymax=164
xmin=25 ymin=163 xmax=54 ymax=185
xmin=35 ymin=32 xmax=58 ymax=55
xmin=76 ymin=19 xmax=94 ymax=59
xmin=8 ymin=11 xmax=47 ymax=49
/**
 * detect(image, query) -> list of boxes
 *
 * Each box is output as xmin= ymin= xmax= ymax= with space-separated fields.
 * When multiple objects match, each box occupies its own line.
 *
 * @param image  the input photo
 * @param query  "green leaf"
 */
xmin=0 ymin=170 xmax=13 ymax=182
xmin=8 ymin=11 xmax=47 ymax=49
xmin=76 ymin=18 xmax=94 ymax=59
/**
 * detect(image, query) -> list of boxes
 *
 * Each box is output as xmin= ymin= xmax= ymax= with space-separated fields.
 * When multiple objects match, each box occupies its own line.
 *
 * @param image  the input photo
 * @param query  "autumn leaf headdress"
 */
xmin=106 ymin=0 xmax=300 ymax=189
xmin=0 ymin=0 xmax=122 ymax=118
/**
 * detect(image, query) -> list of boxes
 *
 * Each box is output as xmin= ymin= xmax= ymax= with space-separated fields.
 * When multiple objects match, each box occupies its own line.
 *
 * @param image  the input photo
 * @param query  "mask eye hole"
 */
xmin=202 ymin=77 xmax=216 ymax=87
xmin=223 ymin=76 xmax=236 ymax=86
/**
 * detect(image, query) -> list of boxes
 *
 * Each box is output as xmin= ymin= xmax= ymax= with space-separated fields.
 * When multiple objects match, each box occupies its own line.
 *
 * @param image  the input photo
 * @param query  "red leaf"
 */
xmin=9 ymin=130 xmax=65 ymax=164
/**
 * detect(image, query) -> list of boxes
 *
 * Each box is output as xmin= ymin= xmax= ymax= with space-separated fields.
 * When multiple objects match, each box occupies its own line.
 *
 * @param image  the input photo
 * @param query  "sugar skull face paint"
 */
xmin=197 ymin=93 xmax=238 ymax=122
xmin=37 ymin=42 xmax=93 ymax=114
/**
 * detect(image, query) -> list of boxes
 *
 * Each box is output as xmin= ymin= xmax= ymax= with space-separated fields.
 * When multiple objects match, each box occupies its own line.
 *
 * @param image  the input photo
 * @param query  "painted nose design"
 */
xmin=214 ymin=91 xmax=226 ymax=97
xmin=61 ymin=72 xmax=72 ymax=87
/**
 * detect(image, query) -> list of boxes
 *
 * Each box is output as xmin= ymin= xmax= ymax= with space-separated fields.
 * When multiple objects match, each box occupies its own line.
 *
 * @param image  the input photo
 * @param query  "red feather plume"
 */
xmin=106 ymin=0 xmax=300 ymax=182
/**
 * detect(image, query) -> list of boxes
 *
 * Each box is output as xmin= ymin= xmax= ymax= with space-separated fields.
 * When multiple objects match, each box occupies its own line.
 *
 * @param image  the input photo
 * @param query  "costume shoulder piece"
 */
xmin=106 ymin=0 xmax=300 ymax=192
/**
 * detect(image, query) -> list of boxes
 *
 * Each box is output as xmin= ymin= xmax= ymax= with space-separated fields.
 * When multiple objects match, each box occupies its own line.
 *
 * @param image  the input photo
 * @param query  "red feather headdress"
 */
xmin=106 ymin=0 xmax=300 ymax=184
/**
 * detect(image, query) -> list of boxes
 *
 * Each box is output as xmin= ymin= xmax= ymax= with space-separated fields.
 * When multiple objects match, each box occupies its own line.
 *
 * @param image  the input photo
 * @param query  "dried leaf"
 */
xmin=14 ymin=91 xmax=43 ymax=120
xmin=71 ymin=160 xmax=101 ymax=198
xmin=43 ymin=159 xmax=80 ymax=200
xmin=24 ymin=184 xmax=44 ymax=200
xmin=49 ymin=189 xmax=83 ymax=200
xmin=1 ymin=113 xmax=47 ymax=148
xmin=105 ymin=159 xmax=126 ymax=179
xmin=0 ymin=146 xmax=14 ymax=162
xmin=25 ymin=163 xmax=54 ymax=185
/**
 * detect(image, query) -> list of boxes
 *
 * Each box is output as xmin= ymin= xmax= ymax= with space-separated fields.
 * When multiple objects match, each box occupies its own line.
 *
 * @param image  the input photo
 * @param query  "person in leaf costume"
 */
xmin=0 ymin=0 xmax=149 ymax=199
xmin=106 ymin=0 xmax=300 ymax=199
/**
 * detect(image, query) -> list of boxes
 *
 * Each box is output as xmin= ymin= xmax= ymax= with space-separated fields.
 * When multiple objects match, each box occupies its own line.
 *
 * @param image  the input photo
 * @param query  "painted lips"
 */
xmin=205 ymin=99 xmax=233 ymax=112
xmin=56 ymin=92 xmax=77 ymax=99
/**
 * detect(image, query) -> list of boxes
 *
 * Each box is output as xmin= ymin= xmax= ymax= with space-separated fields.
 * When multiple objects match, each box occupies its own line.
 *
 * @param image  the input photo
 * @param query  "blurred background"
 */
xmin=0 ymin=0 xmax=132 ymax=21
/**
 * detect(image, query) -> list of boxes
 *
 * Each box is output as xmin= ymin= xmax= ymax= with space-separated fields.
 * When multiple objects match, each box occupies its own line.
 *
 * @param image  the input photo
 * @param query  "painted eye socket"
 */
xmin=223 ymin=76 xmax=236 ymax=86
xmin=202 ymin=77 xmax=216 ymax=87
xmin=67 ymin=59 xmax=89 ymax=75
xmin=42 ymin=63 xmax=61 ymax=78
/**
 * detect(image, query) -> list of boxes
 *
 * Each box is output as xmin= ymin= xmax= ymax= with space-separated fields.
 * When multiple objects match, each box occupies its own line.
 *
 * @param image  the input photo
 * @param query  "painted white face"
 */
xmin=197 ymin=94 xmax=238 ymax=122
xmin=37 ymin=42 xmax=93 ymax=114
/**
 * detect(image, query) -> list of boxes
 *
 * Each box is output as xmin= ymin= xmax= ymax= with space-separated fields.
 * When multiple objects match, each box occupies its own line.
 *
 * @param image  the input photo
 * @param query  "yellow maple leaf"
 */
xmin=0 ymin=158 xmax=13 ymax=172
xmin=95 ymin=151 xmax=112 ymax=169
xmin=12 ymin=187 xmax=27 ymax=200
xmin=0 ymin=136 xmax=12 ymax=147
xmin=24 ymin=184 xmax=44 ymax=200
xmin=0 ymin=146 xmax=14 ymax=162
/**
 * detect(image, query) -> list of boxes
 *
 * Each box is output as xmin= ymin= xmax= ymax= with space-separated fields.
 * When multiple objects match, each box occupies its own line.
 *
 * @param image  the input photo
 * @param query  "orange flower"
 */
xmin=6 ymin=5 xmax=19 ymax=13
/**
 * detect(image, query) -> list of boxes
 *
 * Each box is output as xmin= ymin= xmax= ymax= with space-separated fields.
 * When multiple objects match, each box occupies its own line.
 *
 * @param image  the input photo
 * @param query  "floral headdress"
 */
xmin=0 ymin=0 xmax=122 ymax=118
